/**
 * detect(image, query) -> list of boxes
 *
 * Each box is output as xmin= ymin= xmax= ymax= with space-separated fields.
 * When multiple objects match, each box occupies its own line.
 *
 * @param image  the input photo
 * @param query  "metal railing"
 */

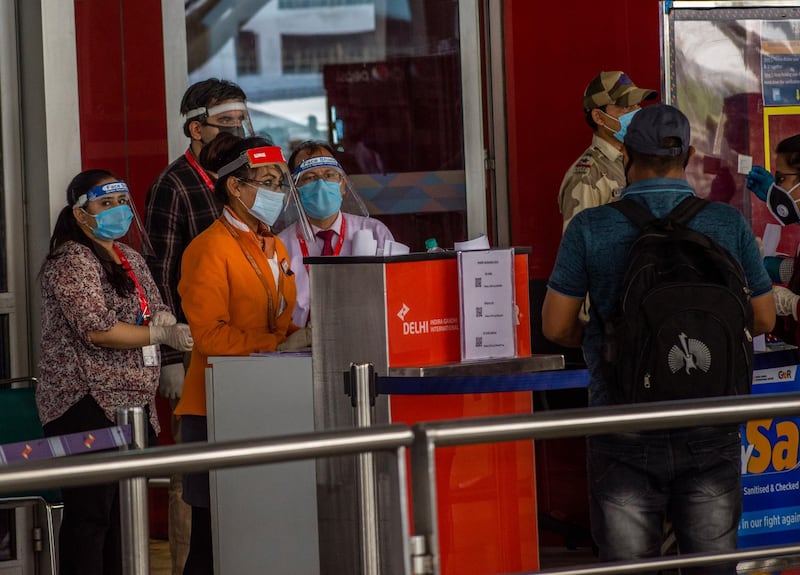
xmin=2 ymin=377 xmax=800 ymax=574
xmin=409 ymin=391 xmax=800 ymax=575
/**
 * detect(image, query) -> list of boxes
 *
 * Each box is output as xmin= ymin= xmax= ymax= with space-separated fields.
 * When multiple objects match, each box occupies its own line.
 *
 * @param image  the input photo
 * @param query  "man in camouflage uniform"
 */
xmin=558 ymin=71 xmax=657 ymax=230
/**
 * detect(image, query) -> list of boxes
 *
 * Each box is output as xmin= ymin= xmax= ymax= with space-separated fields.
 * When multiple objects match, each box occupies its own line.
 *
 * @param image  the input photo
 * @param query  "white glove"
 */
xmin=158 ymin=363 xmax=185 ymax=400
xmin=149 ymin=323 xmax=194 ymax=351
xmin=150 ymin=311 xmax=177 ymax=327
xmin=276 ymin=327 xmax=312 ymax=351
xmin=773 ymin=285 xmax=800 ymax=320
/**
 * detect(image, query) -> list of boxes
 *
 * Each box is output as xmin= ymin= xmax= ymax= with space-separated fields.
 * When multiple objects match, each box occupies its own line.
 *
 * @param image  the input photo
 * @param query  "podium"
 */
xmin=308 ymin=249 xmax=559 ymax=575
xmin=205 ymin=354 xmax=319 ymax=575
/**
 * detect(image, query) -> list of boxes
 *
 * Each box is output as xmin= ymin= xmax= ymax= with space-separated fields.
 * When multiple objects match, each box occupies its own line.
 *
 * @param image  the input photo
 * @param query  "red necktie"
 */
xmin=317 ymin=229 xmax=336 ymax=256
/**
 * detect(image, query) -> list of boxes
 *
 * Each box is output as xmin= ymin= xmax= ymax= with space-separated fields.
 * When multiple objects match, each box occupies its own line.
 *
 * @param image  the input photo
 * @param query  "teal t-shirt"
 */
xmin=547 ymin=178 xmax=773 ymax=406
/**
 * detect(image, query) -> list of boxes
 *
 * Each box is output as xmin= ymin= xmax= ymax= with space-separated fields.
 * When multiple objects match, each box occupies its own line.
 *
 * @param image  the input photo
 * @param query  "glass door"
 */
xmin=185 ymin=0 xmax=496 ymax=252
xmin=0 ymin=0 xmax=28 ymax=379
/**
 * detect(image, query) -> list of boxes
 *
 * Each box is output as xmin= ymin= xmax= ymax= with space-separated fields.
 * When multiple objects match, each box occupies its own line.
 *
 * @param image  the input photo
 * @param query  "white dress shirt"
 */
xmin=278 ymin=211 xmax=394 ymax=326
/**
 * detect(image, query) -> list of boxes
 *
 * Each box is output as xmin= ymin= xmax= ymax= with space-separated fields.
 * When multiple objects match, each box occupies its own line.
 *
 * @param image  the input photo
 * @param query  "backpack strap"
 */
xmin=608 ymin=198 xmax=656 ymax=229
xmin=665 ymin=195 xmax=708 ymax=225
xmin=610 ymin=195 xmax=708 ymax=230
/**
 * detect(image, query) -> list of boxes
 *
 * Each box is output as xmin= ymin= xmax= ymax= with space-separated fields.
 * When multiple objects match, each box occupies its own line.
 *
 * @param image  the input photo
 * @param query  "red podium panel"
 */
xmin=384 ymin=253 xmax=531 ymax=367
xmin=391 ymin=393 xmax=539 ymax=575
xmin=385 ymin=251 xmax=539 ymax=574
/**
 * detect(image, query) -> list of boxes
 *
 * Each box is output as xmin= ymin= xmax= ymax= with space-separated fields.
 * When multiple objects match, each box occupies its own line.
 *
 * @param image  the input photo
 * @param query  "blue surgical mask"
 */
xmin=240 ymin=186 xmax=286 ymax=227
xmin=613 ymin=109 xmax=640 ymax=143
xmin=87 ymin=205 xmax=134 ymax=241
xmin=299 ymin=179 xmax=343 ymax=219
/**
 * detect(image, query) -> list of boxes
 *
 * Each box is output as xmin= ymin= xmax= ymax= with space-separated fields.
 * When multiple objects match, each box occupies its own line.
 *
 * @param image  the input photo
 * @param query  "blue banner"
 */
xmin=740 ymin=362 xmax=800 ymax=547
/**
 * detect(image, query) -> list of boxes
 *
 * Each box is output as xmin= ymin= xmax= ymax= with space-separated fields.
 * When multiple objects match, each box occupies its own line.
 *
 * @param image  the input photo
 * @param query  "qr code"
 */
xmin=475 ymin=336 xmax=483 ymax=347
xmin=475 ymin=307 xmax=483 ymax=318
xmin=475 ymin=277 xmax=482 ymax=287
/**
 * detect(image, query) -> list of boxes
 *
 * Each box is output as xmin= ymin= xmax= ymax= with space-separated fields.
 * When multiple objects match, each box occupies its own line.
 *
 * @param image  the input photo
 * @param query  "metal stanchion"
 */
xmin=117 ymin=406 xmax=150 ymax=575
xmin=350 ymin=362 xmax=381 ymax=575
xmin=409 ymin=427 xmax=438 ymax=575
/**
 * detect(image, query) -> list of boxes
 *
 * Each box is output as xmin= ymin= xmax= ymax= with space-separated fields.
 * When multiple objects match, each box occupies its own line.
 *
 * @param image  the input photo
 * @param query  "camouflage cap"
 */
xmin=624 ymin=103 xmax=690 ymax=157
xmin=583 ymin=71 xmax=657 ymax=110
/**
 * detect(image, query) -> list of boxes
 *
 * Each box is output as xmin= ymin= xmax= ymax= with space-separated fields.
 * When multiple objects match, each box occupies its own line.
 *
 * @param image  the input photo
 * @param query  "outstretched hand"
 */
xmin=746 ymin=166 xmax=774 ymax=202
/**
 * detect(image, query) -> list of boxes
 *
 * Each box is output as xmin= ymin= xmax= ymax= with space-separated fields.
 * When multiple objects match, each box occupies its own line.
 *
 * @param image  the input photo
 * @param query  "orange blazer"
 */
xmin=175 ymin=215 xmax=298 ymax=416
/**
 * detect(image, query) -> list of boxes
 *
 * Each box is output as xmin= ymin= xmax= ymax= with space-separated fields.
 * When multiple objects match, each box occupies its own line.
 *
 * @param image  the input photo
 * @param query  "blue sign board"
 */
xmin=739 ymin=359 xmax=800 ymax=547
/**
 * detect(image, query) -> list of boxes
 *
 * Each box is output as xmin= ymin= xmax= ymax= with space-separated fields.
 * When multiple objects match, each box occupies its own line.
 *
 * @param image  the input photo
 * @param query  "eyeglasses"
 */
xmin=238 ymin=177 xmax=287 ymax=193
xmin=296 ymin=170 xmax=342 ymax=187
xmin=776 ymin=172 xmax=800 ymax=186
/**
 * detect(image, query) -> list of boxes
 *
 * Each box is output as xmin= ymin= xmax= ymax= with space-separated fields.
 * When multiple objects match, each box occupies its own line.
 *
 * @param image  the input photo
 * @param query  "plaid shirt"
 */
xmin=144 ymin=150 xmax=222 ymax=365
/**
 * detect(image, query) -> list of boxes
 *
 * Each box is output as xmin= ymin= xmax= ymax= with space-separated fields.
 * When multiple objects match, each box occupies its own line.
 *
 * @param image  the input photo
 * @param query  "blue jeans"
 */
xmin=587 ymin=426 xmax=741 ymax=575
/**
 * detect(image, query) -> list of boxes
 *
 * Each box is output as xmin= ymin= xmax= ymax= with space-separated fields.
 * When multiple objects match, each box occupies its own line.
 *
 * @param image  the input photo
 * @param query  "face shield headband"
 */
xmin=292 ymin=155 xmax=344 ymax=179
xmin=218 ymin=145 xmax=288 ymax=178
xmin=183 ymin=101 xmax=255 ymax=138
xmin=72 ymin=181 xmax=129 ymax=208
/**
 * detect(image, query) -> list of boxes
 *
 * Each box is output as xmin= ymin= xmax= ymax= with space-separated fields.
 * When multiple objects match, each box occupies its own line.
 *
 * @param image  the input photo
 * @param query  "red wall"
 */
xmin=74 ymin=0 xmax=169 ymax=215
xmin=505 ymin=0 xmax=662 ymax=279
xmin=74 ymin=0 xmax=171 ymax=537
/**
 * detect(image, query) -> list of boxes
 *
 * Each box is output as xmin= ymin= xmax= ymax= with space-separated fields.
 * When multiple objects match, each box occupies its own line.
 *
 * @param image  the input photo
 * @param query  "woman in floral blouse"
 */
xmin=37 ymin=169 xmax=193 ymax=575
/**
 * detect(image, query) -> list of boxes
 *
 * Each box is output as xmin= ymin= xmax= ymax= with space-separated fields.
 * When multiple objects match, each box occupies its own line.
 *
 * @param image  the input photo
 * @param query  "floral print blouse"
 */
xmin=37 ymin=241 xmax=170 ymax=432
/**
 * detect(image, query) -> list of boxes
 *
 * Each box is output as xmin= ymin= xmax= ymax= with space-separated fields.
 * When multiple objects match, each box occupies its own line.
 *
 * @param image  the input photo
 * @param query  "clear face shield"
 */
xmin=217 ymin=146 xmax=313 ymax=242
xmin=292 ymin=155 xmax=369 ymax=222
xmin=184 ymin=101 xmax=255 ymax=139
xmin=73 ymin=181 xmax=154 ymax=256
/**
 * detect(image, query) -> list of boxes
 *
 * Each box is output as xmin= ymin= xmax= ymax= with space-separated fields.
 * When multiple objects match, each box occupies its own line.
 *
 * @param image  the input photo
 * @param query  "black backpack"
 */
xmin=602 ymin=195 xmax=754 ymax=404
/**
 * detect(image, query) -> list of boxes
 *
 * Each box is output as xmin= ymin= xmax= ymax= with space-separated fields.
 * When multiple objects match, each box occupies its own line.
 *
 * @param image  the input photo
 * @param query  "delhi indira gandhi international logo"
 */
xmin=397 ymin=304 xmax=410 ymax=321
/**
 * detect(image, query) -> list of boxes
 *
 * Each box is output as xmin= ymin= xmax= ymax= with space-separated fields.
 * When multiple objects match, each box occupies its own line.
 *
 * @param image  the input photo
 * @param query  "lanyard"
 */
xmin=220 ymin=215 xmax=286 ymax=333
xmin=113 ymin=245 xmax=150 ymax=325
xmin=184 ymin=149 xmax=215 ymax=190
xmin=297 ymin=216 xmax=347 ymax=261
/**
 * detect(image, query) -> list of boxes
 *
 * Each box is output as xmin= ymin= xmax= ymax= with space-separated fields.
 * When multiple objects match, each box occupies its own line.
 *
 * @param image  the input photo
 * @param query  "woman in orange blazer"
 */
xmin=176 ymin=133 xmax=311 ymax=574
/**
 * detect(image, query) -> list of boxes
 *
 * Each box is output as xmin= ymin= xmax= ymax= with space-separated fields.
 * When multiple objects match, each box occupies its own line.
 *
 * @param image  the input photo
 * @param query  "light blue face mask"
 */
xmin=612 ymin=109 xmax=640 ymax=143
xmin=299 ymin=179 xmax=343 ymax=220
xmin=87 ymin=205 xmax=134 ymax=241
xmin=241 ymin=185 xmax=286 ymax=227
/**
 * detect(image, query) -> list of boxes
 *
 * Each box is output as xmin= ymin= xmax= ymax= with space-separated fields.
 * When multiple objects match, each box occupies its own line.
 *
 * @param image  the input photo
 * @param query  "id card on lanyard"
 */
xmin=114 ymin=245 xmax=158 ymax=367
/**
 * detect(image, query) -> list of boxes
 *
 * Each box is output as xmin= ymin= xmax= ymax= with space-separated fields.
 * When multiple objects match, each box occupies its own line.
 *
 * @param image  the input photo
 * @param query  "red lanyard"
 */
xmin=184 ymin=149 xmax=215 ymax=190
xmin=297 ymin=216 xmax=347 ymax=260
xmin=113 ymin=245 xmax=151 ymax=325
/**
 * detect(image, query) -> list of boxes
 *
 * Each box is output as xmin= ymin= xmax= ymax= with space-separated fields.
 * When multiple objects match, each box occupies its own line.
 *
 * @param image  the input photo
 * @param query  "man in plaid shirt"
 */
xmin=144 ymin=77 xmax=254 ymax=575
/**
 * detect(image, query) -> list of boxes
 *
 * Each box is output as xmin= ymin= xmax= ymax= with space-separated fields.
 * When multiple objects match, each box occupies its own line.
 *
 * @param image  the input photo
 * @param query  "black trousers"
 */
xmin=180 ymin=415 xmax=213 ymax=574
xmin=183 ymin=506 xmax=213 ymax=575
xmin=43 ymin=394 xmax=155 ymax=575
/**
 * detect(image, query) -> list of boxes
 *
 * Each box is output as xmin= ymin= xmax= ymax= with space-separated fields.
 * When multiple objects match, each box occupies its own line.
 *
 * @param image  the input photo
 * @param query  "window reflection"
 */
xmin=186 ymin=0 xmax=467 ymax=250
